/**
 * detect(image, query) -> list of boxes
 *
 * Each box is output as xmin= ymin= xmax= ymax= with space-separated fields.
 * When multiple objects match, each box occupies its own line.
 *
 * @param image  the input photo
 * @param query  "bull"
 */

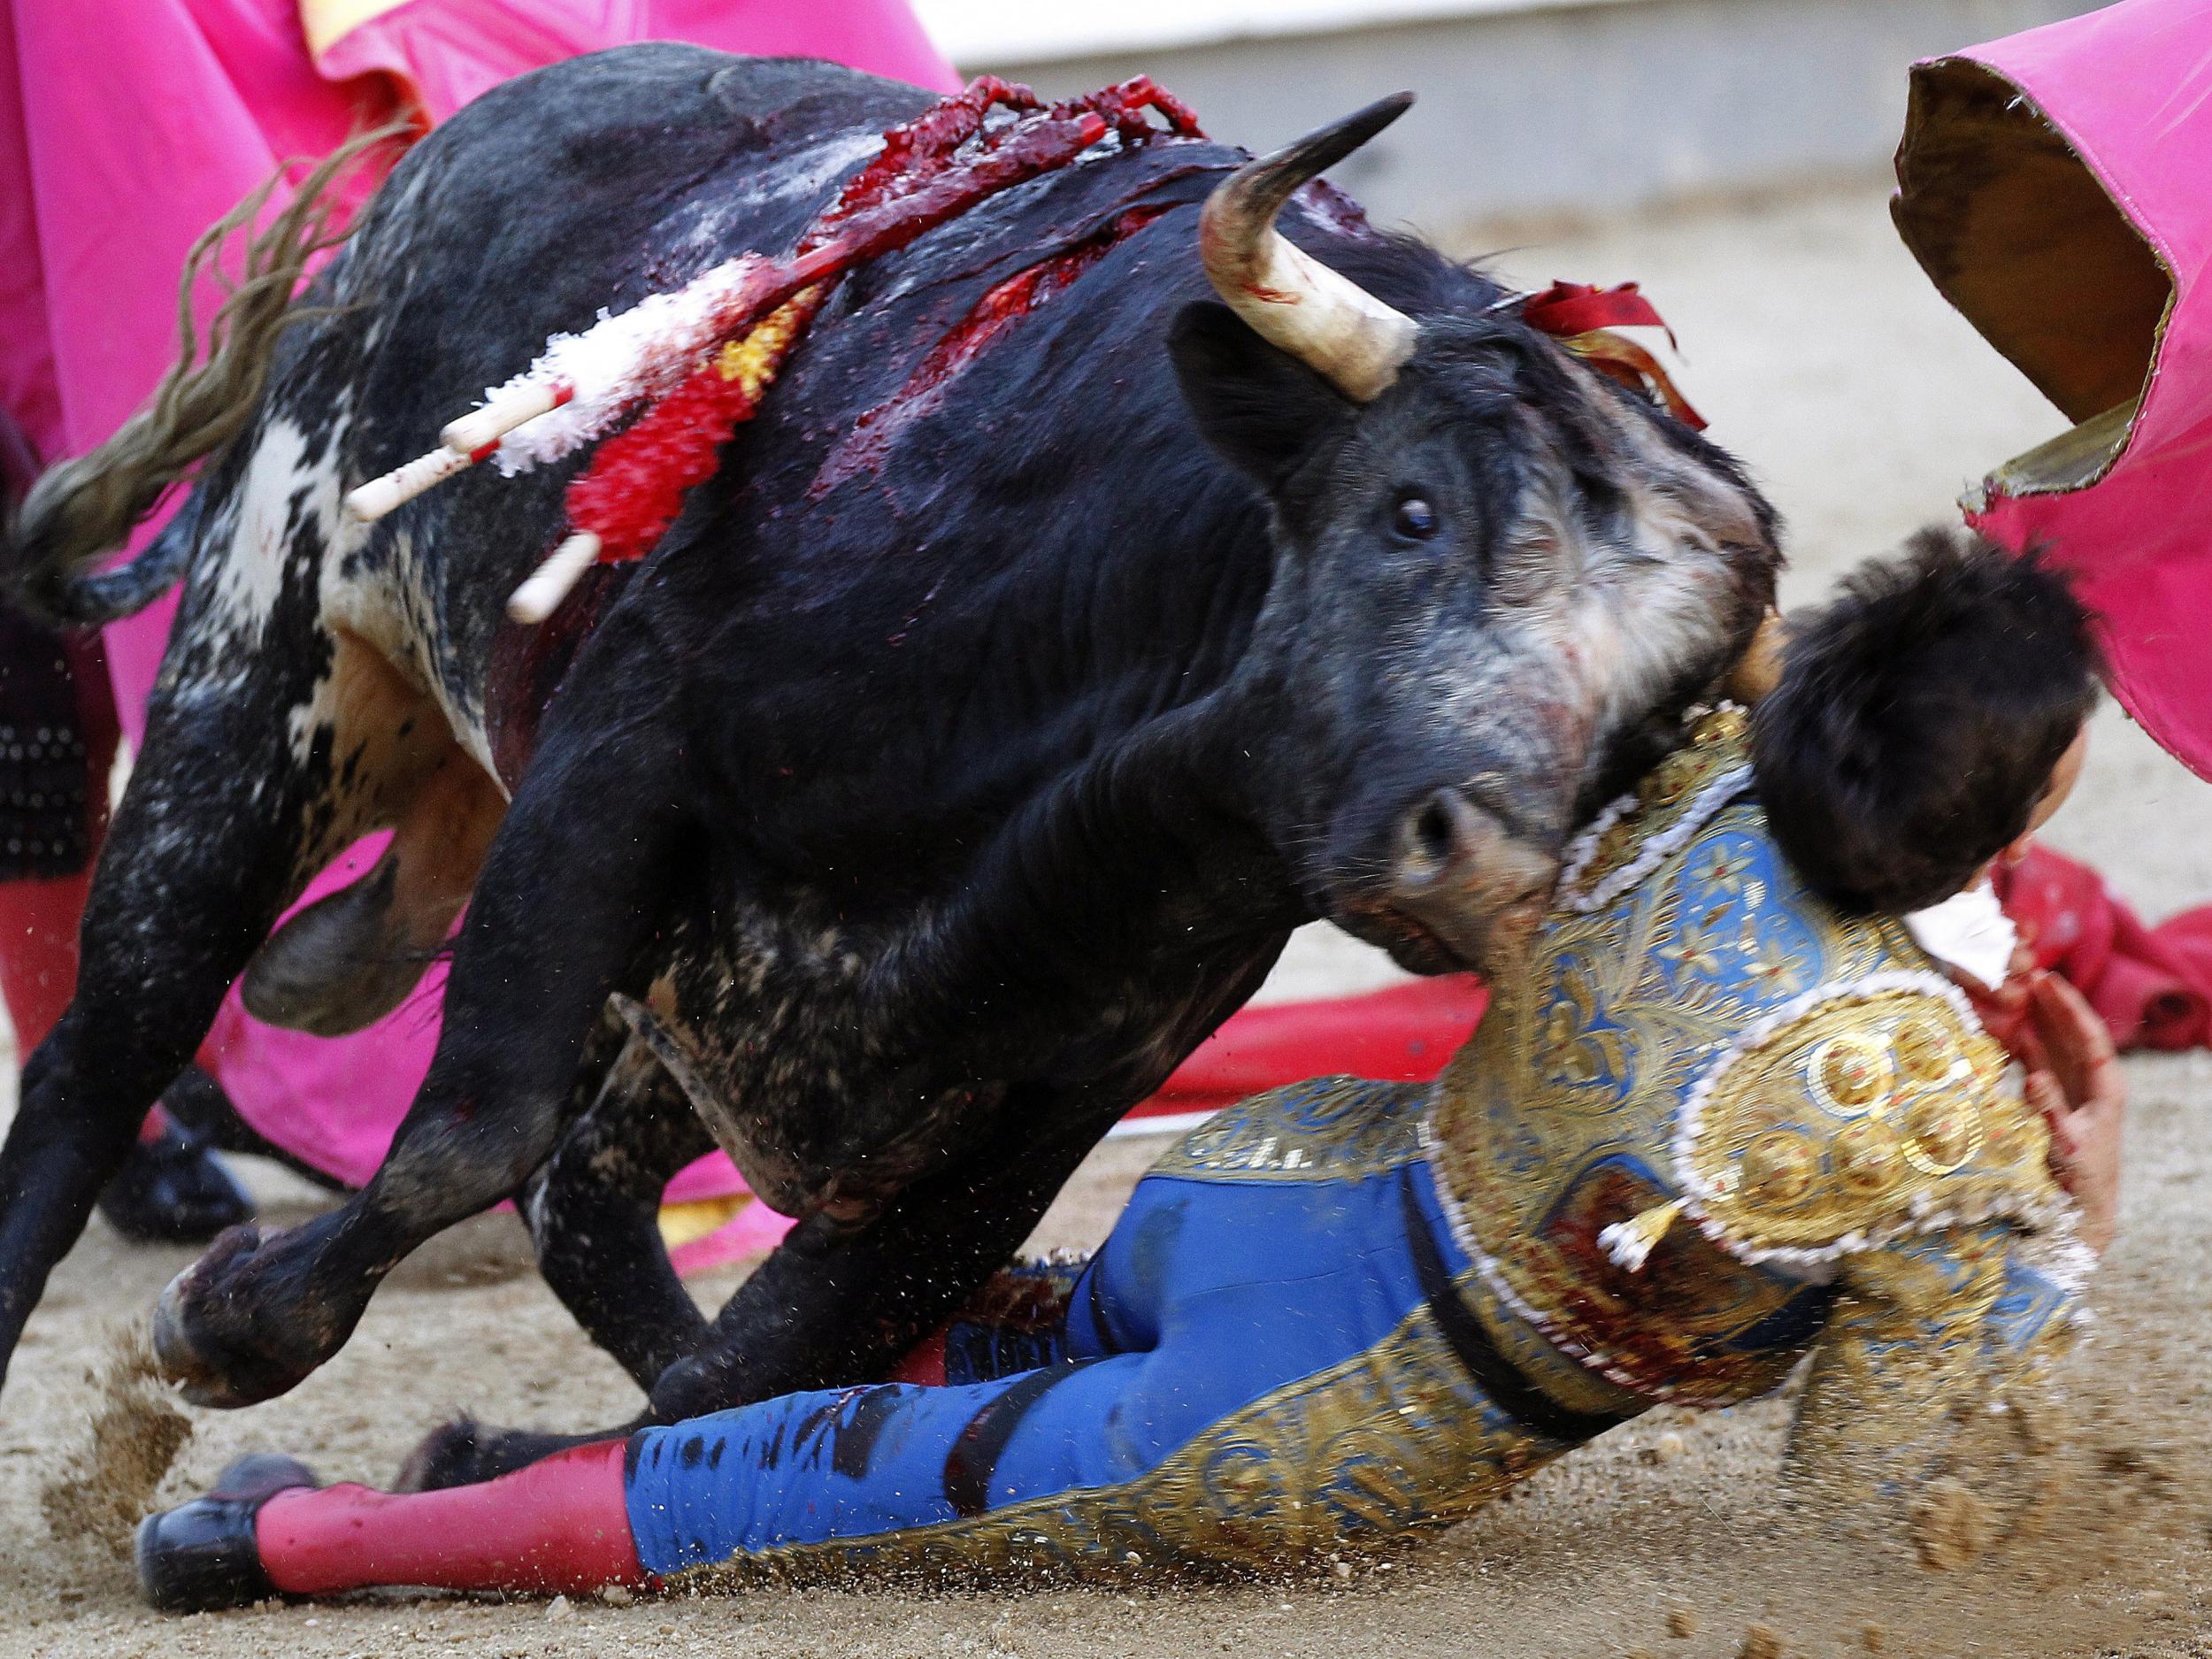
xmin=0 ymin=48 xmax=1778 ymax=1479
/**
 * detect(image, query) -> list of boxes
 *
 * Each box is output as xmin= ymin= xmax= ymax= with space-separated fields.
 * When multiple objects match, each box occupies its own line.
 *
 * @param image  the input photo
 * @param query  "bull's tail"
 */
xmin=5 ymin=123 xmax=409 ymax=626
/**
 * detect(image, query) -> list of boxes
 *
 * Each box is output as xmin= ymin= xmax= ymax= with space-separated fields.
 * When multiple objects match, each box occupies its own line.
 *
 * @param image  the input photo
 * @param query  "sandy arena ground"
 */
xmin=3 ymin=179 xmax=2209 ymax=1658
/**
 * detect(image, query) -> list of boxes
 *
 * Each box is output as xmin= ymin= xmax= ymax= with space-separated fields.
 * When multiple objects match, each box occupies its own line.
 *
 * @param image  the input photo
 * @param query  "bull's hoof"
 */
xmin=395 ymin=1417 xmax=611 ymax=1491
xmin=394 ymin=1416 xmax=488 ymax=1492
xmin=151 ymin=1224 xmax=355 ymax=1409
xmin=96 ymin=1107 xmax=254 ymax=1245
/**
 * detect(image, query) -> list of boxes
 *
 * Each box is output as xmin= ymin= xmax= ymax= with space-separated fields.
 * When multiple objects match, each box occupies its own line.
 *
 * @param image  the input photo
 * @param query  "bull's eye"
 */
xmin=1393 ymin=495 xmax=1438 ymax=540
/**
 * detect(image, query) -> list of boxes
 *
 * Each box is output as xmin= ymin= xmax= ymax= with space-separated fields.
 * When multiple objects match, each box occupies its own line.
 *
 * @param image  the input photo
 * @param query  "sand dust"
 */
xmin=1909 ymin=1479 xmax=1998 ymax=1572
xmin=2 ymin=181 xmax=2210 ymax=1656
xmin=37 ymin=1325 xmax=190 ymax=1560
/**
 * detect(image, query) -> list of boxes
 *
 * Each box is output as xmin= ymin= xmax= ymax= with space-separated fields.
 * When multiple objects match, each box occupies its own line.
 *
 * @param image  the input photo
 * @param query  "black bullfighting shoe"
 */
xmin=97 ymin=1082 xmax=254 ymax=1244
xmin=136 ymin=1452 xmax=319 ymax=1612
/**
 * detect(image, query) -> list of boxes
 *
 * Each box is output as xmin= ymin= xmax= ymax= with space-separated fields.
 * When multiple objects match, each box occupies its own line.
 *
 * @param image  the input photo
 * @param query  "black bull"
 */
xmin=0 ymin=46 xmax=1778 ymax=1463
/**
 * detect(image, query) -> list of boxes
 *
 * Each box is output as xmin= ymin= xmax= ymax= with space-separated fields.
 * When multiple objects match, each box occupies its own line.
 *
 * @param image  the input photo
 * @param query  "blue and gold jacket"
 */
xmin=1426 ymin=703 xmax=2077 ymax=1413
xmin=623 ymin=709 xmax=2084 ymax=1586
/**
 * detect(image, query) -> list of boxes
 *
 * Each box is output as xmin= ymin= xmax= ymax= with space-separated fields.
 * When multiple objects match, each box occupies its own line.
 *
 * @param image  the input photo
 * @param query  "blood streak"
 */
xmin=561 ymin=76 xmax=1204 ymax=566
xmin=810 ymin=204 xmax=1177 ymax=500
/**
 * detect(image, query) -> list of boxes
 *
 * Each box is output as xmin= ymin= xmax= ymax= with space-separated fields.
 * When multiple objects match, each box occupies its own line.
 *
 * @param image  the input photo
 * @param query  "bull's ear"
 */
xmin=1169 ymin=301 xmax=1354 ymax=490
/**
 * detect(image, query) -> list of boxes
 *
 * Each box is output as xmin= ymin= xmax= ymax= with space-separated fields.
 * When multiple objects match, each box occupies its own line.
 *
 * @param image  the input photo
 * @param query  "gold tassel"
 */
xmin=714 ymin=290 xmax=822 ymax=396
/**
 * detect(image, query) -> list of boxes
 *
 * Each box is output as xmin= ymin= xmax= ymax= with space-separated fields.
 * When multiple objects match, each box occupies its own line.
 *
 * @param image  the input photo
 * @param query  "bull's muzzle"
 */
xmin=1372 ymin=787 xmax=1558 ymax=973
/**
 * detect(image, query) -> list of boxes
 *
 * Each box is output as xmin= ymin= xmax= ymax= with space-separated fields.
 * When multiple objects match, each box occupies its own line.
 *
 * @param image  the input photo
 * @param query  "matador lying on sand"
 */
xmin=137 ymin=535 xmax=2121 ymax=1605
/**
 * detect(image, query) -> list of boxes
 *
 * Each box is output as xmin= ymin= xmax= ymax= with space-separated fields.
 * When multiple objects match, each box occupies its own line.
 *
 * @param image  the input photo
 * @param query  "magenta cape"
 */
xmin=0 ymin=1 xmax=953 ymax=1244
xmin=1894 ymin=0 xmax=2212 ymax=780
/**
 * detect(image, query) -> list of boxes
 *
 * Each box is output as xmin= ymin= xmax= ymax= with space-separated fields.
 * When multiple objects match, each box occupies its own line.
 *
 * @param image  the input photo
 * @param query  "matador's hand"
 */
xmin=2022 ymin=971 xmax=2124 ymax=1256
xmin=1949 ymin=935 xmax=2042 ymax=1057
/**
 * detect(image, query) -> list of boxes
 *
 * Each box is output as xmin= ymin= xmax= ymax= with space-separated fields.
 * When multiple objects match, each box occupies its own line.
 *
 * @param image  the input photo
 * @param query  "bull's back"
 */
xmin=236 ymin=46 xmax=1264 ymax=826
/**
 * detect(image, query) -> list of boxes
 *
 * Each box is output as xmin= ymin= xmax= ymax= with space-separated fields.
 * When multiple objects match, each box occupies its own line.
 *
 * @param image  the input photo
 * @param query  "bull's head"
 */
xmin=1173 ymin=96 xmax=1780 ymax=975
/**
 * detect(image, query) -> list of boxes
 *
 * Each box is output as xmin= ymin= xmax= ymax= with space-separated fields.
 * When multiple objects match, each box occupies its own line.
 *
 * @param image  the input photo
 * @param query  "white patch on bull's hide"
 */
xmin=1522 ymin=397 xmax=1767 ymax=785
xmin=1394 ymin=409 xmax=1766 ymax=834
xmin=265 ymin=124 xmax=896 ymax=799
xmin=209 ymin=418 xmax=359 ymax=659
xmin=181 ymin=410 xmax=439 ymax=793
xmin=377 ymin=526 xmax=493 ymax=773
xmin=672 ymin=130 xmax=881 ymax=257
xmin=1588 ymin=449 xmax=1762 ymax=734
xmin=1569 ymin=495 xmax=1721 ymax=718
xmin=283 ymin=686 xmax=330 ymax=772
xmin=311 ymin=510 xmax=508 ymax=794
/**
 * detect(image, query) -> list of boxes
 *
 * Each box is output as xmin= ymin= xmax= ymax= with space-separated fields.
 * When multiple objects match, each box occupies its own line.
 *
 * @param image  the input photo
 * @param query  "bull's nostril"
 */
xmin=1412 ymin=797 xmax=1457 ymax=864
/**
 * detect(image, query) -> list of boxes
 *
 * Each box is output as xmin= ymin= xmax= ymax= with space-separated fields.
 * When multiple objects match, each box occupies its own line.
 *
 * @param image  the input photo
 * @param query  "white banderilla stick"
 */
xmin=346 ymin=381 xmax=578 ymax=524
xmin=505 ymin=532 xmax=604 ymax=625
xmin=342 ymin=446 xmax=478 ymax=523
xmin=441 ymin=380 xmax=572 ymax=457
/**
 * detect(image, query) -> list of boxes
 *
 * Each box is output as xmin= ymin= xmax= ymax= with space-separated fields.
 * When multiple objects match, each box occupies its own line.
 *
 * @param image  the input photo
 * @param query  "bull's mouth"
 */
xmin=1333 ymin=892 xmax=1548 ymax=978
xmin=1368 ymin=906 xmax=1476 ymax=976
xmin=1316 ymin=794 xmax=1563 ymax=977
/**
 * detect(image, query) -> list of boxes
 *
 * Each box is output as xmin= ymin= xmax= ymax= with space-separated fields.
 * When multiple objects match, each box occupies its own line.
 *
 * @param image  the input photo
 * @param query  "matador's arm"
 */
xmin=1781 ymin=1218 xmax=2086 ymax=1564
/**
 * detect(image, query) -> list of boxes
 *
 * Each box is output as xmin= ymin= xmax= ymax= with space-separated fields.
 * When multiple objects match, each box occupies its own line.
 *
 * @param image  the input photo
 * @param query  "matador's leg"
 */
xmin=138 ymin=1126 xmax=1620 ymax=1607
xmin=140 ymin=1229 xmax=1180 ymax=1606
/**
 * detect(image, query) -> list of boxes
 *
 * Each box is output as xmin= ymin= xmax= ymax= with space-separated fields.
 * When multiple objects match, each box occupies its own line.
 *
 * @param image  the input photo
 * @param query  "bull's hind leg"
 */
xmin=241 ymin=735 xmax=504 ymax=1036
xmin=0 ymin=637 xmax=394 ymax=1391
xmin=520 ymin=1025 xmax=717 ymax=1388
xmin=152 ymin=695 xmax=695 ymax=1407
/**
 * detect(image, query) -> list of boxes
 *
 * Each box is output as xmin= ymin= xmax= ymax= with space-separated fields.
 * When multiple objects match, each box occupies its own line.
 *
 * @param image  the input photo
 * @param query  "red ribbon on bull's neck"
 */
xmin=1518 ymin=280 xmax=1706 ymax=431
xmin=1519 ymin=280 xmax=1675 ymax=342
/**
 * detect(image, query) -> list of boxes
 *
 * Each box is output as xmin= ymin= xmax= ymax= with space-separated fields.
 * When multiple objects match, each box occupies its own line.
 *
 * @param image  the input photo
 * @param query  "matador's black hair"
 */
xmin=1754 ymin=527 xmax=2100 ymax=914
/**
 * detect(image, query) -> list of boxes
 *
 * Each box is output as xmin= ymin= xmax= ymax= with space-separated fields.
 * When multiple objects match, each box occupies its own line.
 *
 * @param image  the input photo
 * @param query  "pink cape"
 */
xmin=0 ymin=0 xmax=954 ymax=1259
xmin=1893 ymin=0 xmax=2212 ymax=781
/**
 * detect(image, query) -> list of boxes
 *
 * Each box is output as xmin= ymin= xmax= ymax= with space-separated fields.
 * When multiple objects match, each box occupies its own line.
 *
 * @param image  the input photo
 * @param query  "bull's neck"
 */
xmin=879 ymin=678 xmax=1304 ymax=1055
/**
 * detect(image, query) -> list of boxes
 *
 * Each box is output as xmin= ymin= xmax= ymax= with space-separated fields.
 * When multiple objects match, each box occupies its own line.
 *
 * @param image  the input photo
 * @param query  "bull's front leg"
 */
xmin=393 ymin=1085 xmax=1115 ymax=1492
xmin=393 ymin=1018 xmax=716 ymax=1493
xmin=152 ymin=718 xmax=695 ymax=1408
xmin=398 ymin=1018 xmax=718 ymax=1486
xmin=641 ymin=1086 xmax=1119 ymax=1425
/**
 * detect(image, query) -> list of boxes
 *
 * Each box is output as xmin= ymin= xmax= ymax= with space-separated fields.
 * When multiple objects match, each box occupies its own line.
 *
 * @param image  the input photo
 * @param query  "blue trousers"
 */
xmin=623 ymin=1082 xmax=1617 ymax=1579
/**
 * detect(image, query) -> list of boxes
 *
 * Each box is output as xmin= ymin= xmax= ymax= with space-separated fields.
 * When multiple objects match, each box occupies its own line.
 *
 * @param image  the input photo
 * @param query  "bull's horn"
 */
xmin=1198 ymin=93 xmax=1420 ymax=402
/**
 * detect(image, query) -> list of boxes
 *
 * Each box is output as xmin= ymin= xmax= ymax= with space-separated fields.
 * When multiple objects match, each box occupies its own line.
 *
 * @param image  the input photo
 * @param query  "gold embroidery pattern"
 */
xmin=1684 ymin=987 xmax=2052 ymax=1261
xmin=661 ymin=1299 xmax=1562 ymax=1590
xmin=1562 ymin=703 xmax=1752 ymax=905
xmin=1146 ymin=1077 xmax=1429 ymax=1184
